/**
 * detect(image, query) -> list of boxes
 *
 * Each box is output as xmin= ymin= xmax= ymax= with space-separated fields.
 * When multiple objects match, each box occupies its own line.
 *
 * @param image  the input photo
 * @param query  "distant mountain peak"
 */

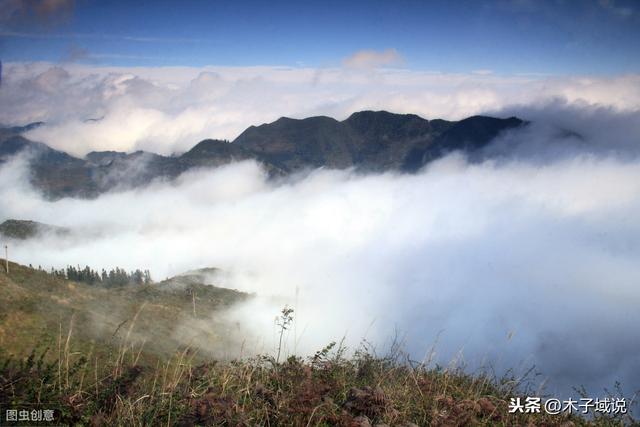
xmin=345 ymin=110 xmax=424 ymax=121
xmin=0 ymin=110 xmax=528 ymax=199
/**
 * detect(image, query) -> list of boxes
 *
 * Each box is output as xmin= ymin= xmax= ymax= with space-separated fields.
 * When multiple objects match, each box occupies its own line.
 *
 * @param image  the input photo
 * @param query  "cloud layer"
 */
xmin=1 ymin=109 xmax=639 ymax=402
xmin=1 ymin=62 xmax=640 ymax=156
xmin=1 ymin=61 xmax=640 ymax=405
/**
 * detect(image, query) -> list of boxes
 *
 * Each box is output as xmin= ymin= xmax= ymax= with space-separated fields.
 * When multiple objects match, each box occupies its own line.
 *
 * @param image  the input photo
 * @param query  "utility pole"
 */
xmin=294 ymin=285 xmax=299 ymax=353
xmin=191 ymin=289 xmax=196 ymax=317
xmin=4 ymin=244 xmax=8 ymax=274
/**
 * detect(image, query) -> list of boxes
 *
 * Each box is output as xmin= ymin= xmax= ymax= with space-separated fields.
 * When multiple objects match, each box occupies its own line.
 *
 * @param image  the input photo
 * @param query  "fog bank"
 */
xmin=1 ymin=129 xmax=639 ymax=401
xmin=2 ymin=62 xmax=639 ymax=156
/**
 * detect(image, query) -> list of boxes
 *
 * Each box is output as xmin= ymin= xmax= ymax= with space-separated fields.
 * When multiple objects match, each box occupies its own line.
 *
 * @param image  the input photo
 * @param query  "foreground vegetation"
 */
xmin=0 ymin=262 xmax=636 ymax=426
xmin=2 ymin=341 xmax=636 ymax=426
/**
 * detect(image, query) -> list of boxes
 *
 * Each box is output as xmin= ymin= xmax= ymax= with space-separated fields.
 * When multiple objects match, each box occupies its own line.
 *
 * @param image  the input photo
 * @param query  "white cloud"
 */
xmin=472 ymin=69 xmax=494 ymax=75
xmin=2 ymin=52 xmax=640 ymax=413
xmin=1 ymin=144 xmax=640 ymax=400
xmin=1 ymin=62 xmax=639 ymax=156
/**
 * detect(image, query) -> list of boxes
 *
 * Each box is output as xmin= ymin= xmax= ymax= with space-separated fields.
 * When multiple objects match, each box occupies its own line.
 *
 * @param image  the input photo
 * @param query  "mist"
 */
xmin=1 ymin=107 xmax=640 ymax=402
xmin=2 ymin=62 xmax=640 ymax=156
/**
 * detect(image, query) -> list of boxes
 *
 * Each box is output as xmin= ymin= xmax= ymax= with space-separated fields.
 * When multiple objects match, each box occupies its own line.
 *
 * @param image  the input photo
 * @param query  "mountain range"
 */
xmin=0 ymin=111 xmax=526 ymax=199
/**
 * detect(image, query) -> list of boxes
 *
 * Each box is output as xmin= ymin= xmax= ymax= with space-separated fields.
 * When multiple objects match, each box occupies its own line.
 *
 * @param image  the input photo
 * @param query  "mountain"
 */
xmin=0 ymin=261 xmax=249 ymax=359
xmin=0 ymin=121 xmax=44 ymax=141
xmin=181 ymin=139 xmax=252 ymax=166
xmin=234 ymin=111 xmax=524 ymax=172
xmin=344 ymin=111 xmax=453 ymax=171
xmin=418 ymin=115 xmax=526 ymax=163
xmin=0 ymin=134 xmax=76 ymax=165
xmin=88 ymin=150 xmax=186 ymax=193
xmin=234 ymin=116 xmax=359 ymax=170
xmin=0 ymin=112 xmax=526 ymax=199
xmin=0 ymin=132 xmax=101 ymax=198
xmin=0 ymin=219 xmax=70 ymax=240
xmin=85 ymin=150 xmax=130 ymax=165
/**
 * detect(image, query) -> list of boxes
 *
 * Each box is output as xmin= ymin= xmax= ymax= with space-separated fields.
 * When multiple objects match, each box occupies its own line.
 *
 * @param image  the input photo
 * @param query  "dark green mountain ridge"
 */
xmin=0 ymin=111 xmax=526 ymax=199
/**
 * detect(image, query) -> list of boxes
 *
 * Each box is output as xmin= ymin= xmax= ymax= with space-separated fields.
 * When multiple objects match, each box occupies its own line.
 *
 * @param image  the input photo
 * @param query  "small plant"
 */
xmin=275 ymin=306 xmax=294 ymax=364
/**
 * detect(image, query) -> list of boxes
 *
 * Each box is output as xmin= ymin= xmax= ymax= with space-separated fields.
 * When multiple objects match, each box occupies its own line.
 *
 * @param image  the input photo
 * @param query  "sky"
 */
xmin=1 ymin=0 xmax=640 ymax=155
xmin=1 ymin=0 xmax=640 ymax=74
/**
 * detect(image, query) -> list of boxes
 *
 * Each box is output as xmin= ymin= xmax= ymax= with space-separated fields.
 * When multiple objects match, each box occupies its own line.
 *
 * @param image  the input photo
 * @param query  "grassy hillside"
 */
xmin=0 ymin=263 xmax=635 ymax=426
xmin=0 ymin=262 xmax=250 ymax=359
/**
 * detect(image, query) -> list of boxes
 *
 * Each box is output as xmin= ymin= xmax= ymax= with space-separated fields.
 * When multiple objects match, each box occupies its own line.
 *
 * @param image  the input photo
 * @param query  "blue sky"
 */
xmin=1 ymin=0 xmax=639 ymax=74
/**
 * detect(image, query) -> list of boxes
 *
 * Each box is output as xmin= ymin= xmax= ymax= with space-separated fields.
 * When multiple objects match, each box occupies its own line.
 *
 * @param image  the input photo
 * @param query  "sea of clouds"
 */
xmin=0 ymin=62 xmax=639 ymax=403
xmin=1 ymin=61 xmax=639 ymax=156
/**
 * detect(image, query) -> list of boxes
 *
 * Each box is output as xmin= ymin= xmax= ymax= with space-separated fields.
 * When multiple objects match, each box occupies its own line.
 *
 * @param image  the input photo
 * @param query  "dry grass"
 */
xmin=1 ymin=330 xmax=636 ymax=426
xmin=0 ymin=262 xmax=636 ymax=426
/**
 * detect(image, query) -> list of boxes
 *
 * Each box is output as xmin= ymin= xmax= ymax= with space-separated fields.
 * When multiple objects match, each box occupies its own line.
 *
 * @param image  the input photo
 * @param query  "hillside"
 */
xmin=0 ymin=263 xmax=630 ymax=426
xmin=0 ymin=262 xmax=250 ymax=359
xmin=0 ymin=111 xmax=525 ymax=199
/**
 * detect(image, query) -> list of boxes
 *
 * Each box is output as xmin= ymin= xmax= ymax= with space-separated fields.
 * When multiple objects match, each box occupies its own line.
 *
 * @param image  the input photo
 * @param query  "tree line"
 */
xmin=43 ymin=265 xmax=152 ymax=287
